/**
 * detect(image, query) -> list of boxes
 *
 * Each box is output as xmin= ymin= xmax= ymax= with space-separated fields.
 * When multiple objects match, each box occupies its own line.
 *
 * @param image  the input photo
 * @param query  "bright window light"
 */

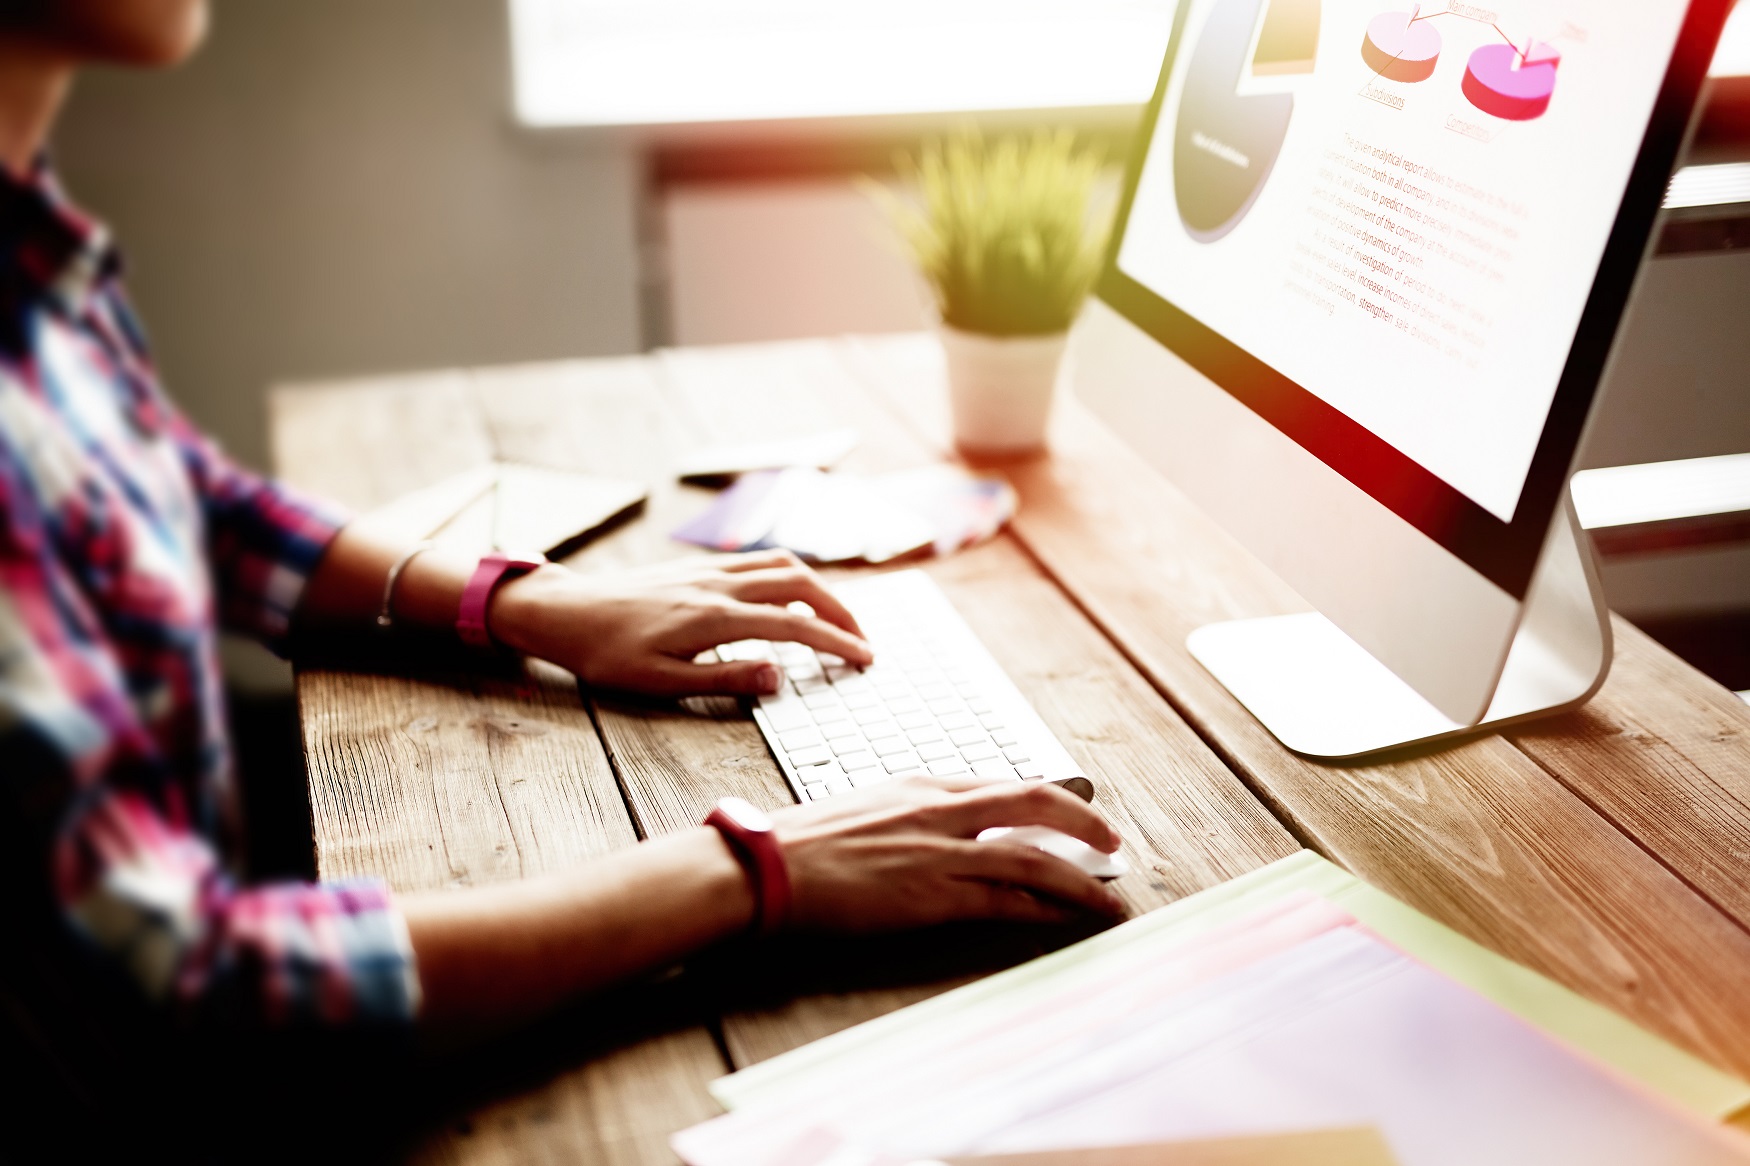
xmin=1715 ymin=1 xmax=1750 ymax=77
xmin=508 ymin=0 xmax=1180 ymax=128
xmin=509 ymin=0 xmax=1746 ymax=130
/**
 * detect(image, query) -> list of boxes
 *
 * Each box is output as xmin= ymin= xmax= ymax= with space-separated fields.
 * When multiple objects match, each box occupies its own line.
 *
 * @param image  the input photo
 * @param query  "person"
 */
xmin=0 ymin=0 xmax=1126 ymax=1120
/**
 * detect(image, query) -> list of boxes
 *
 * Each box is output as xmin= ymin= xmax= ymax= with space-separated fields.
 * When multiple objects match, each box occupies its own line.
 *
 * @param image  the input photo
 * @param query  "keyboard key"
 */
xmin=805 ymin=757 xmax=845 ymax=779
xmin=869 ymin=735 xmax=910 ymax=757
xmin=927 ymin=698 xmax=961 ymax=716
xmin=884 ymin=695 xmax=924 ymax=714
xmin=906 ymin=725 xmax=945 ymax=745
xmin=966 ymin=698 xmax=994 ymax=715
xmin=842 ymin=691 xmax=881 ymax=711
xmin=991 ymin=728 xmax=1021 ymax=748
xmin=834 ymin=676 xmax=873 ymax=695
xmin=801 ymin=691 xmax=843 ymax=710
xmin=948 ymin=726 xmax=987 ymax=747
xmin=960 ymin=741 xmax=1000 ymax=763
xmin=883 ymin=751 xmax=924 ymax=774
xmin=972 ymin=759 xmax=1018 ymax=781
xmin=853 ymin=706 xmax=891 ymax=725
xmin=859 ymin=720 xmax=899 ymax=741
xmin=791 ymin=673 xmax=828 ymax=692
xmin=788 ymin=745 xmax=834 ymax=767
xmin=937 ymin=711 xmax=977 ymax=731
xmin=761 ymin=703 xmax=813 ymax=732
xmin=979 ymin=714 xmax=1006 ymax=731
xmin=917 ymin=740 xmax=958 ymax=762
xmin=839 ymin=750 xmax=880 ymax=771
xmin=1016 ymin=761 xmax=1047 ymax=780
xmin=830 ymin=735 xmax=870 ymax=756
xmin=928 ymin=758 xmax=970 ymax=777
xmin=825 ymin=776 xmax=853 ymax=796
xmin=915 ymin=683 xmax=953 ymax=701
xmin=805 ymin=785 xmax=830 ymax=801
xmin=813 ymin=706 xmax=853 ymax=729
xmin=850 ymin=770 xmax=891 ymax=788
xmin=824 ymin=663 xmax=861 ymax=684
xmin=822 ymin=720 xmax=863 ymax=741
xmin=780 ymin=725 xmax=825 ymax=748
xmin=896 ymin=710 xmax=934 ymax=730
xmin=1003 ymin=746 xmax=1032 ymax=764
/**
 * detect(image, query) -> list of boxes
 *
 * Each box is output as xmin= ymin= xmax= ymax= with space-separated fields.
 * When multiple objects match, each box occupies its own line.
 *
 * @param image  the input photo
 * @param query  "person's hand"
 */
xmin=487 ymin=549 xmax=872 ymax=696
xmin=769 ymin=776 xmax=1128 ymax=930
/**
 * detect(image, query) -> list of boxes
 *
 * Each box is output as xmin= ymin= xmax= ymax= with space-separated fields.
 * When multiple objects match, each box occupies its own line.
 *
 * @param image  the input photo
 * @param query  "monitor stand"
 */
xmin=1186 ymin=500 xmax=1612 ymax=759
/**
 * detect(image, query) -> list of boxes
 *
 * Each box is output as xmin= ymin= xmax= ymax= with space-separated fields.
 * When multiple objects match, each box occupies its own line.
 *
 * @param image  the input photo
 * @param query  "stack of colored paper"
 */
xmin=674 ymin=853 xmax=1750 ymax=1166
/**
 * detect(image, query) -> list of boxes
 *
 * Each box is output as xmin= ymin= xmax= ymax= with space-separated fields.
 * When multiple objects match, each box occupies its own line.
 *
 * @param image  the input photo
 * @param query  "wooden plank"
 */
xmin=1508 ymin=619 xmax=1750 ymax=928
xmin=270 ymin=376 xmax=729 ymax=1164
xmin=845 ymin=332 xmax=1750 ymax=1082
xmin=627 ymin=340 xmax=1300 ymax=1069
xmin=270 ymin=370 xmax=495 ymax=509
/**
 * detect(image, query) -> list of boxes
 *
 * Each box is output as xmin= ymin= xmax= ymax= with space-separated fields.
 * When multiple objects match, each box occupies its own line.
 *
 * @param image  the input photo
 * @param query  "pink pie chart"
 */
xmin=1361 ymin=9 xmax=1443 ymax=82
xmin=1463 ymin=41 xmax=1560 ymax=120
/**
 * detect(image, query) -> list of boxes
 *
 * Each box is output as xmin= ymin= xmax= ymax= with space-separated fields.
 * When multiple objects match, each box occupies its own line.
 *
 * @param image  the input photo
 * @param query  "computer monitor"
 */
xmin=1075 ymin=0 xmax=1734 ymax=757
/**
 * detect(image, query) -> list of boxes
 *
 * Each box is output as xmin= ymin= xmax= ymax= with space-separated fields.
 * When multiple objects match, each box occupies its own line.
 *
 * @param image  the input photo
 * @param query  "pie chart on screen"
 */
xmin=1174 ymin=0 xmax=1312 ymax=241
xmin=1361 ymin=7 xmax=1442 ymax=82
xmin=1463 ymin=41 xmax=1560 ymax=120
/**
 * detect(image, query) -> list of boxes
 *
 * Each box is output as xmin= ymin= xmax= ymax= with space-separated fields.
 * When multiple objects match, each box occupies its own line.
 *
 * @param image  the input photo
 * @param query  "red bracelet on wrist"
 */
xmin=704 ymin=797 xmax=791 ymax=937
xmin=457 ymin=551 xmax=545 ymax=649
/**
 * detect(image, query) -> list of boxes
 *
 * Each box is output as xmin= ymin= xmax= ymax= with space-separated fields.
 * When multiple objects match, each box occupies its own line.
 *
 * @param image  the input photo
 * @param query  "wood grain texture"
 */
xmin=1508 ymin=619 xmax=1750 ymax=928
xmin=271 ymin=375 xmax=728 ymax=1165
xmin=845 ymin=331 xmax=1750 ymax=1081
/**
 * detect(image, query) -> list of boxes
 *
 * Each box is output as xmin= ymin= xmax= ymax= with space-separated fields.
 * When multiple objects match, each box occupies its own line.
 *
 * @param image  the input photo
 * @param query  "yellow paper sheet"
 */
xmin=938 ymin=1127 xmax=1399 ymax=1166
xmin=711 ymin=851 xmax=1750 ymax=1121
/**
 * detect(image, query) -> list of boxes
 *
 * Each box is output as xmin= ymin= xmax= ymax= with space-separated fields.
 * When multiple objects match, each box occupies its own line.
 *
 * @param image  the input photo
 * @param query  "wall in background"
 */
xmin=51 ymin=0 xmax=643 ymax=473
xmin=663 ymin=180 xmax=932 ymax=346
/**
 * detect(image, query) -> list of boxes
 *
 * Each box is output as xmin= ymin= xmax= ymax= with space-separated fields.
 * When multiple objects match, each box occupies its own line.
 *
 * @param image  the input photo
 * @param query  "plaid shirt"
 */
xmin=0 ymin=163 xmax=419 ymax=1029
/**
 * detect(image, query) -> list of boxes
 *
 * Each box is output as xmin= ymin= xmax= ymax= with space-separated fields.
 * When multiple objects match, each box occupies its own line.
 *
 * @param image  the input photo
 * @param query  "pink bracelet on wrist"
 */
xmin=704 ymin=797 xmax=792 ymax=936
xmin=457 ymin=551 xmax=545 ymax=649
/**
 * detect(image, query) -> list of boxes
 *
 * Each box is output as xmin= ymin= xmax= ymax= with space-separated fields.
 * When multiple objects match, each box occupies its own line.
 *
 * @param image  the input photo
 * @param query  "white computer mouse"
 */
xmin=977 ymin=825 xmax=1130 ymax=880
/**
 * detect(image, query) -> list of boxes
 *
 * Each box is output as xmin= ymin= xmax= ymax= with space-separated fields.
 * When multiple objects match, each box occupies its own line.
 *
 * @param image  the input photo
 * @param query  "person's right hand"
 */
xmin=769 ymin=776 xmax=1128 ymax=931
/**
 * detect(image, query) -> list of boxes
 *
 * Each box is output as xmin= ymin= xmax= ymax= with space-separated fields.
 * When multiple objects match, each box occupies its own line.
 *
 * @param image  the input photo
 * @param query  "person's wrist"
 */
xmin=485 ymin=562 xmax=568 ymax=655
xmin=702 ymin=797 xmax=791 ymax=936
xmin=698 ymin=826 xmax=760 ymax=939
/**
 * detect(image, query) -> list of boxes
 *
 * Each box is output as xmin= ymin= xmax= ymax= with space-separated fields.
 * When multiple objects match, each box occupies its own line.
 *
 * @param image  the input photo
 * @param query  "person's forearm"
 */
xmin=399 ymin=827 xmax=755 ymax=1037
xmin=296 ymin=521 xmax=551 ymax=638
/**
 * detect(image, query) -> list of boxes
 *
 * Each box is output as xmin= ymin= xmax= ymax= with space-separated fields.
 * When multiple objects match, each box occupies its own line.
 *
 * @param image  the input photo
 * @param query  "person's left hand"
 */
xmin=486 ymin=549 xmax=872 ymax=696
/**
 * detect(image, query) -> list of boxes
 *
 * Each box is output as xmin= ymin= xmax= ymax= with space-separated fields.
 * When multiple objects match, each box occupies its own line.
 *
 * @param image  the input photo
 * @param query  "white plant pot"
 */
xmin=939 ymin=326 xmax=1069 ymax=458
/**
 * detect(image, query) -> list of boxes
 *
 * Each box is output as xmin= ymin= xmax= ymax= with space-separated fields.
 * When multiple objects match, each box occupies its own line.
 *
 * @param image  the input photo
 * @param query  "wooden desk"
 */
xmin=271 ymin=334 xmax=1750 ymax=1163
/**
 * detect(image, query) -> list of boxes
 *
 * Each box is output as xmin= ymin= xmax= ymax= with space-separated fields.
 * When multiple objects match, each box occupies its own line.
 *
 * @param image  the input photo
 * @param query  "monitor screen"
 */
xmin=1100 ymin=0 xmax=1728 ymax=594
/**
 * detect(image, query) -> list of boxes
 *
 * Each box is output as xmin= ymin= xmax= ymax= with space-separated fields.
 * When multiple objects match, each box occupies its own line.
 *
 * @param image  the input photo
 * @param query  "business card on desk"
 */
xmin=676 ymin=429 xmax=861 ymax=486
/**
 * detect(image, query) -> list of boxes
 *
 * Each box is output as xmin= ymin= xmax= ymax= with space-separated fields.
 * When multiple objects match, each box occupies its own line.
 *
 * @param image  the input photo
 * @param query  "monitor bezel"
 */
xmin=1096 ymin=0 xmax=1732 ymax=598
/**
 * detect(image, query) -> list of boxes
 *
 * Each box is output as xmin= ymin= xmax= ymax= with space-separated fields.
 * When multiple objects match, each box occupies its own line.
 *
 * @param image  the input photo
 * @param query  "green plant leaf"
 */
xmin=874 ymin=129 xmax=1112 ymax=338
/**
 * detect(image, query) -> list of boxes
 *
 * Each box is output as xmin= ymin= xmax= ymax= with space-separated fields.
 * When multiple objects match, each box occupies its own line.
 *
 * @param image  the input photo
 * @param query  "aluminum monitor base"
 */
xmin=1187 ymin=502 xmax=1613 ymax=759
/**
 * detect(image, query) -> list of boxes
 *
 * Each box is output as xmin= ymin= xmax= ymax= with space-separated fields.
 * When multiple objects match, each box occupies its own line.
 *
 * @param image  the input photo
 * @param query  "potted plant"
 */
xmin=879 ymin=131 xmax=1108 ymax=458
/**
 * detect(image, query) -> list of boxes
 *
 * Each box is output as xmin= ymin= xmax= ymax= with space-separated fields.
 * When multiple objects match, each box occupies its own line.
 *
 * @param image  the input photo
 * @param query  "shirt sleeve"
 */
xmin=166 ymin=413 xmax=351 ymax=651
xmin=0 ymin=524 xmax=419 ymax=1030
xmin=56 ymin=785 xmax=423 ymax=1028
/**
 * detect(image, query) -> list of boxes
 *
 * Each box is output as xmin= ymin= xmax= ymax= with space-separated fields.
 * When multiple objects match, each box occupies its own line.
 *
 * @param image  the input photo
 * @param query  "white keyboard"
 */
xmin=718 ymin=570 xmax=1092 ymax=804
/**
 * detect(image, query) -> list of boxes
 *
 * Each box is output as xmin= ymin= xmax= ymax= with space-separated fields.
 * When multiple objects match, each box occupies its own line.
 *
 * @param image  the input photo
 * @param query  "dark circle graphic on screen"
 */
xmin=1174 ymin=0 xmax=1301 ymax=242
